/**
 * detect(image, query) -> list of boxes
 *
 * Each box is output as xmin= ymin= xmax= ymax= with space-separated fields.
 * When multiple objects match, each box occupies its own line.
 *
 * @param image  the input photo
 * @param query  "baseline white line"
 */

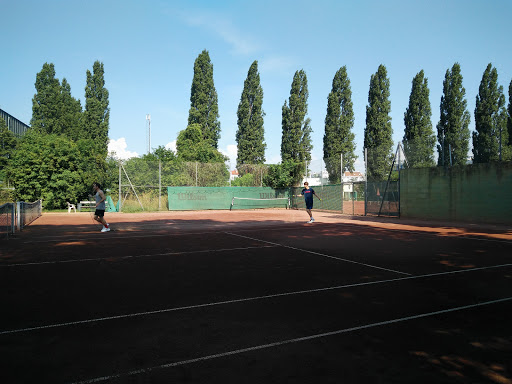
xmin=2 ymin=263 xmax=510 ymax=336
xmin=225 ymin=231 xmax=412 ymax=276
xmin=69 ymin=296 xmax=512 ymax=384
xmin=0 ymin=245 xmax=277 ymax=267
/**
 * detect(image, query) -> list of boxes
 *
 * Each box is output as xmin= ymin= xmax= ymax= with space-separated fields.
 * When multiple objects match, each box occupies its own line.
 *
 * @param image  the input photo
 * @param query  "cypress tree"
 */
xmin=188 ymin=50 xmax=221 ymax=148
xmin=281 ymin=69 xmax=312 ymax=163
xmin=323 ymin=66 xmax=357 ymax=182
xmin=236 ymin=60 xmax=266 ymax=170
xmin=472 ymin=63 xmax=510 ymax=162
xmin=364 ymin=64 xmax=393 ymax=181
xmin=436 ymin=63 xmax=470 ymax=166
xmin=83 ymin=61 xmax=110 ymax=156
xmin=31 ymin=63 xmax=62 ymax=134
xmin=403 ymin=70 xmax=436 ymax=167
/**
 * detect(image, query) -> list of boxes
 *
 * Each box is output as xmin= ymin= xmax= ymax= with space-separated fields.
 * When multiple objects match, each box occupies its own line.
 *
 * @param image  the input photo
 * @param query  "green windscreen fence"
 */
xmin=167 ymin=187 xmax=291 ymax=210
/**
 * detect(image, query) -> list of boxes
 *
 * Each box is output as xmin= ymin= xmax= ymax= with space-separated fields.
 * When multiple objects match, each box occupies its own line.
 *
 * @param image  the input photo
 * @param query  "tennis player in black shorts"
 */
xmin=92 ymin=182 xmax=110 ymax=232
xmin=297 ymin=182 xmax=322 ymax=223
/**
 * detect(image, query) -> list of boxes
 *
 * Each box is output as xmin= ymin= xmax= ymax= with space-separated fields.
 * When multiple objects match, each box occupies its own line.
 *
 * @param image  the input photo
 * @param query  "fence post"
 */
xmin=159 ymin=160 xmax=162 ymax=210
xmin=118 ymin=161 xmax=122 ymax=212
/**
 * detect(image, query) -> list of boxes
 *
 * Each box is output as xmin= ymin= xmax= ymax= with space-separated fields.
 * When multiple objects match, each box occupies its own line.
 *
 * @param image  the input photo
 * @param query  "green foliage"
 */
xmin=60 ymin=78 xmax=83 ymax=141
xmin=30 ymin=63 xmax=63 ymax=134
xmin=176 ymin=124 xmax=227 ymax=163
xmin=83 ymin=61 xmax=110 ymax=157
xmin=364 ymin=64 xmax=394 ymax=181
xmin=236 ymin=60 xmax=266 ymax=169
xmin=472 ymin=63 xmax=510 ymax=162
xmin=188 ymin=50 xmax=221 ymax=148
xmin=403 ymin=70 xmax=436 ymax=167
xmin=231 ymin=173 xmax=256 ymax=187
xmin=436 ymin=63 xmax=471 ymax=166
xmin=0 ymin=118 xmax=17 ymax=181
xmin=7 ymin=131 xmax=85 ymax=208
xmin=263 ymin=160 xmax=302 ymax=188
xmin=323 ymin=66 xmax=357 ymax=183
xmin=281 ymin=70 xmax=312 ymax=185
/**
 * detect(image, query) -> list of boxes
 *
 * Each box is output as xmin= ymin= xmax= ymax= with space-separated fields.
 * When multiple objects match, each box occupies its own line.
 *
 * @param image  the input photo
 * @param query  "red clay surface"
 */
xmin=1 ymin=210 xmax=511 ymax=383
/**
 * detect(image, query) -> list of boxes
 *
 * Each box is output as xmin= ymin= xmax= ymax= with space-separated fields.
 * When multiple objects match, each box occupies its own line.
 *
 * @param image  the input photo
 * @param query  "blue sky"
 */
xmin=1 ymin=0 xmax=511 ymax=173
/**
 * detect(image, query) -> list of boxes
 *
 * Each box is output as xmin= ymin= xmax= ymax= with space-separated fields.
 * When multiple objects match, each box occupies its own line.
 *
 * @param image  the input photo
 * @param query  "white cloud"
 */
xmin=108 ymin=138 xmax=139 ymax=160
xmin=181 ymin=12 xmax=259 ymax=55
xmin=259 ymin=56 xmax=295 ymax=74
xmin=165 ymin=140 xmax=177 ymax=153
xmin=221 ymin=144 xmax=238 ymax=168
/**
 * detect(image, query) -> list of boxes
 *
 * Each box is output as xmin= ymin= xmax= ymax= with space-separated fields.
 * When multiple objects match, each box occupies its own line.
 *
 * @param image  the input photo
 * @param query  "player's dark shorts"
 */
xmin=94 ymin=209 xmax=105 ymax=217
xmin=305 ymin=201 xmax=313 ymax=210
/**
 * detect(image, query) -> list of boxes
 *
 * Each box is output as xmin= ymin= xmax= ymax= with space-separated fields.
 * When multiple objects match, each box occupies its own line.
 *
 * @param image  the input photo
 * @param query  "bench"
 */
xmin=78 ymin=201 xmax=96 ymax=212
xmin=78 ymin=200 xmax=110 ymax=212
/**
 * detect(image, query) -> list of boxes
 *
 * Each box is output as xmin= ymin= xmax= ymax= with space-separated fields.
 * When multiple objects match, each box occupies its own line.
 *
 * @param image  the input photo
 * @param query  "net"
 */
xmin=0 ymin=203 xmax=15 ymax=238
xmin=231 ymin=197 xmax=290 ymax=210
xmin=290 ymin=184 xmax=344 ymax=212
xmin=18 ymin=200 xmax=42 ymax=229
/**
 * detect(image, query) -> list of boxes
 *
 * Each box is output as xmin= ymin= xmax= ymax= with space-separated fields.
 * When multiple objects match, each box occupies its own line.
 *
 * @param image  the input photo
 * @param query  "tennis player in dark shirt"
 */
xmin=297 ymin=182 xmax=322 ymax=223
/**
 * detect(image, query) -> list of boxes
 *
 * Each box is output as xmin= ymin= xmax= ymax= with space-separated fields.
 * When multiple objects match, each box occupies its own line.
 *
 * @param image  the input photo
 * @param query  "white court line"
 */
xmin=69 ymin=296 xmax=512 ymax=384
xmin=225 ymin=231 xmax=412 ymax=276
xmin=0 ymin=245 xmax=277 ymax=267
xmin=2 ymin=263 xmax=510 ymax=336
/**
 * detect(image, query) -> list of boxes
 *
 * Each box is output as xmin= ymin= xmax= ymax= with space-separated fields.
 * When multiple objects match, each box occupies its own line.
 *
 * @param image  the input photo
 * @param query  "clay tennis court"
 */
xmin=1 ymin=210 xmax=511 ymax=383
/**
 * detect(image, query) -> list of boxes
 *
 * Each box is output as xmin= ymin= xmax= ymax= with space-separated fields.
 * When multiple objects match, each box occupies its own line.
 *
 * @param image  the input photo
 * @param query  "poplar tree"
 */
xmin=83 ymin=61 xmax=110 ymax=157
xmin=281 ymin=70 xmax=312 ymax=162
xmin=323 ymin=66 xmax=357 ymax=182
xmin=403 ymin=70 xmax=436 ymax=167
xmin=188 ymin=50 xmax=221 ymax=148
xmin=236 ymin=60 xmax=266 ymax=170
xmin=364 ymin=64 xmax=393 ymax=181
xmin=436 ymin=63 xmax=470 ymax=166
xmin=31 ymin=63 xmax=62 ymax=134
xmin=472 ymin=63 xmax=510 ymax=162
xmin=60 ymin=78 xmax=83 ymax=142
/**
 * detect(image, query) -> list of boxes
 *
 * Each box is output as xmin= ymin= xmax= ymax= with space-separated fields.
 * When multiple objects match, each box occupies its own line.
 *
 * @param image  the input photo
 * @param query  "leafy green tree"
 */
xmin=176 ymin=123 xmax=227 ymax=163
xmin=231 ymin=173 xmax=256 ymax=187
xmin=83 ymin=61 xmax=110 ymax=157
xmin=323 ymin=66 xmax=357 ymax=182
xmin=263 ymin=160 xmax=298 ymax=189
xmin=7 ymin=131 xmax=83 ymax=208
xmin=30 ymin=63 xmax=62 ymax=134
xmin=436 ymin=63 xmax=471 ymax=166
xmin=403 ymin=70 xmax=436 ymax=167
xmin=507 ymin=79 xmax=512 ymax=146
xmin=236 ymin=60 xmax=266 ymax=171
xmin=281 ymin=69 xmax=312 ymax=185
xmin=188 ymin=50 xmax=221 ymax=148
xmin=364 ymin=64 xmax=393 ymax=181
xmin=472 ymin=63 xmax=510 ymax=162
xmin=0 ymin=118 xmax=17 ymax=181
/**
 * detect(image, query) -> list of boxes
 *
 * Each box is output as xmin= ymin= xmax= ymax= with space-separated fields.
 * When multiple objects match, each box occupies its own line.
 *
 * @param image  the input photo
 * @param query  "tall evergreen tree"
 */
xmin=30 ymin=63 xmax=62 ymax=134
xmin=323 ymin=66 xmax=357 ymax=182
xmin=508 ymin=79 xmax=512 ymax=146
xmin=436 ymin=63 xmax=470 ymax=166
xmin=188 ymin=50 xmax=221 ymax=148
xmin=472 ymin=63 xmax=510 ymax=162
xmin=403 ymin=70 xmax=436 ymax=167
xmin=281 ymin=69 xmax=312 ymax=163
xmin=364 ymin=64 xmax=393 ymax=181
xmin=236 ymin=60 xmax=266 ymax=170
xmin=60 ymin=78 xmax=83 ymax=141
xmin=83 ymin=61 xmax=110 ymax=156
